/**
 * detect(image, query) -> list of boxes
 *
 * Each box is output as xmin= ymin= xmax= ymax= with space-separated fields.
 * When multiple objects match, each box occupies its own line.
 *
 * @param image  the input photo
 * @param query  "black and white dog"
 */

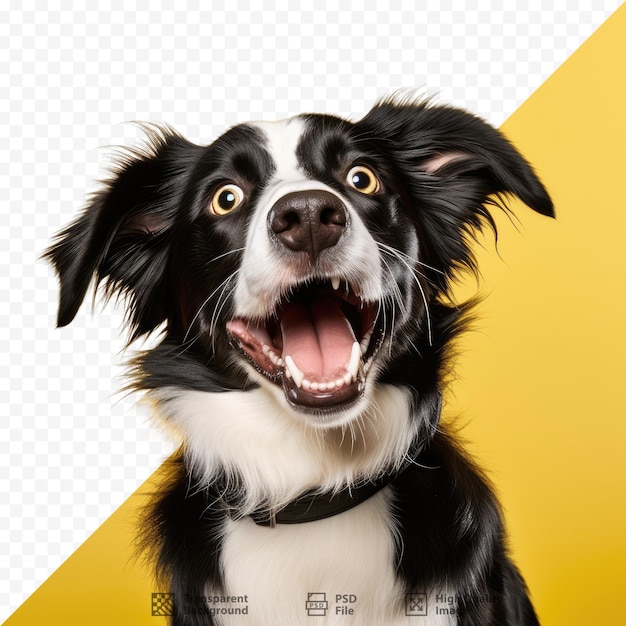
xmin=46 ymin=97 xmax=553 ymax=625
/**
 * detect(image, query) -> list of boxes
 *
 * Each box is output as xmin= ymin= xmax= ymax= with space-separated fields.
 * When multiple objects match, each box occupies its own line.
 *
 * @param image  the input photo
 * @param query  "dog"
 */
xmin=45 ymin=97 xmax=553 ymax=625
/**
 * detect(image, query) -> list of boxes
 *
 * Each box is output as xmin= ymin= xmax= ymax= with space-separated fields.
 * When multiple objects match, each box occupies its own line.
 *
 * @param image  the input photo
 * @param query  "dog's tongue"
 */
xmin=280 ymin=297 xmax=356 ymax=380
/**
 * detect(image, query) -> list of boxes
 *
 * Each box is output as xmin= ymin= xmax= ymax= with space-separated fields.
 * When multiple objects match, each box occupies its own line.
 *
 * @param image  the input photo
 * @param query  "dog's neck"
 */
xmin=248 ymin=457 xmax=416 ymax=527
xmin=148 ymin=383 xmax=423 ymax=515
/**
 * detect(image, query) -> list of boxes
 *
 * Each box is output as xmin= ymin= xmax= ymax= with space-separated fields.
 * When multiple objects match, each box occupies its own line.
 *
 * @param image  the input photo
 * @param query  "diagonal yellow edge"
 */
xmin=3 ymin=466 xmax=172 ymax=626
xmin=5 ymin=6 xmax=626 ymax=624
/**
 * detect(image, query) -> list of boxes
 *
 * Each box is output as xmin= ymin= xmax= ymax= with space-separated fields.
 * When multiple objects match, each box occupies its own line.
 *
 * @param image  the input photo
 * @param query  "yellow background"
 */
xmin=448 ymin=6 xmax=626 ymax=623
xmin=5 ymin=6 xmax=626 ymax=625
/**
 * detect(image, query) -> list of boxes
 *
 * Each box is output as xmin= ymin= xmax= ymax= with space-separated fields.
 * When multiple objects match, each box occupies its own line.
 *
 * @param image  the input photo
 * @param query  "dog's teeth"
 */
xmin=347 ymin=341 xmax=361 ymax=379
xmin=262 ymin=344 xmax=270 ymax=356
xmin=284 ymin=356 xmax=304 ymax=388
xmin=310 ymin=381 xmax=319 ymax=391
xmin=331 ymin=276 xmax=340 ymax=290
xmin=277 ymin=357 xmax=285 ymax=367
xmin=318 ymin=382 xmax=328 ymax=391
xmin=302 ymin=378 xmax=311 ymax=391
xmin=343 ymin=372 xmax=352 ymax=386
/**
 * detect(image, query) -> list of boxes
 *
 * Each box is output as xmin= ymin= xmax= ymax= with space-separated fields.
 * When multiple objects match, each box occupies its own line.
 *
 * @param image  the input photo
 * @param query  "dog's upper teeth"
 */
xmin=331 ymin=276 xmax=341 ymax=291
xmin=347 ymin=341 xmax=361 ymax=379
xmin=262 ymin=343 xmax=284 ymax=367
xmin=284 ymin=355 xmax=304 ymax=388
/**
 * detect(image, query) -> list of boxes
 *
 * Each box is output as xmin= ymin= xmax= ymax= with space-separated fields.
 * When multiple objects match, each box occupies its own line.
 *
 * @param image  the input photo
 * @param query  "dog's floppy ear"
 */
xmin=44 ymin=127 xmax=202 ymax=337
xmin=360 ymin=99 xmax=554 ymax=287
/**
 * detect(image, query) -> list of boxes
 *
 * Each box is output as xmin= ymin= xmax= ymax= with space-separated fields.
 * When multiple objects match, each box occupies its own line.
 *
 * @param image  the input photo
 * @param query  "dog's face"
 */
xmin=186 ymin=115 xmax=426 ymax=426
xmin=217 ymin=118 xmax=398 ymax=421
xmin=46 ymin=99 xmax=553 ymax=428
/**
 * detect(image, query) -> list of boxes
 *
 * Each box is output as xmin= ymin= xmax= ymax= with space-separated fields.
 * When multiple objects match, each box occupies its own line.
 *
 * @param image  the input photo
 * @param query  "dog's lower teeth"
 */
xmin=281 ymin=342 xmax=364 ymax=396
xmin=295 ymin=373 xmax=352 ymax=394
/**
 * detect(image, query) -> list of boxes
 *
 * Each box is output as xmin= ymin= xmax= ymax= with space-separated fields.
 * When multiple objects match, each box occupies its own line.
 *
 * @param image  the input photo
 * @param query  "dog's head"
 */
xmin=46 ymin=98 xmax=553 ymax=428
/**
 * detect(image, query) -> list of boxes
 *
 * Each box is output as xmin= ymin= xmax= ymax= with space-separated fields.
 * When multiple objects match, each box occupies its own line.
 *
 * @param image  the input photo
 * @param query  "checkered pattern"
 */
xmin=0 ymin=1 xmax=620 ymax=619
xmin=152 ymin=592 xmax=175 ymax=617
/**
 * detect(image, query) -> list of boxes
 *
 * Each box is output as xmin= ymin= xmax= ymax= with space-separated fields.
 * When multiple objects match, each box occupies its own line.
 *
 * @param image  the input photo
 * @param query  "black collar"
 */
xmin=249 ymin=467 xmax=406 ymax=528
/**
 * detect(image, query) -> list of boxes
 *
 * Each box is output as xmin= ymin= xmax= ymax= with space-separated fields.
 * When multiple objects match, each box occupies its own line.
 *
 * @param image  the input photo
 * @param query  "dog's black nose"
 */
xmin=268 ymin=190 xmax=348 ymax=262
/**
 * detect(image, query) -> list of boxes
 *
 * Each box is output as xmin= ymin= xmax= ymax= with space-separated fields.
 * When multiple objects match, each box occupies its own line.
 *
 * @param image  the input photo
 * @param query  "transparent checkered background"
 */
xmin=0 ymin=0 xmax=621 ymax=618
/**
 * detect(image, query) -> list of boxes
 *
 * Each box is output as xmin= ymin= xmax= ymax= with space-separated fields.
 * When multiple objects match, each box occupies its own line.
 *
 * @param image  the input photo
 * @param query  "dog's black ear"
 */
xmin=360 ymin=99 xmax=554 ymax=285
xmin=44 ymin=127 xmax=202 ymax=336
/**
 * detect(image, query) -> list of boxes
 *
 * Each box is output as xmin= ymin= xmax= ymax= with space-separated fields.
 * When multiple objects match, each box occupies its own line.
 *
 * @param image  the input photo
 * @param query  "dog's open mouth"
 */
xmin=226 ymin=279 xmax=381 ymax=411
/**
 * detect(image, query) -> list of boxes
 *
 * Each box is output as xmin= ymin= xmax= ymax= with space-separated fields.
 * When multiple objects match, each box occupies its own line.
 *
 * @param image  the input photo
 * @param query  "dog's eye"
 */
xmin=210 ymin=184 xmax=244 ymax=216
xmin=347 ymin=166 xmax=379 ymax=195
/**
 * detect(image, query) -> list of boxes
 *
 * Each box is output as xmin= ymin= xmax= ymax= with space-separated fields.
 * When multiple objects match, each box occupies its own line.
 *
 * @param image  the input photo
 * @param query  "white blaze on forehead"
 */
xmin=252 ymin=117 xmax=307 ymax=183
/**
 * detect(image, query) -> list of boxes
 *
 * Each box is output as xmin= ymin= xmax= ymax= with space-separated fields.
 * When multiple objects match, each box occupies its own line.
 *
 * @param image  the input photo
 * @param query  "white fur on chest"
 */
xmin=218 ymin=489 xmax=455 ymax=626
xmin=150 ymin=383 xmax=420 ymax=514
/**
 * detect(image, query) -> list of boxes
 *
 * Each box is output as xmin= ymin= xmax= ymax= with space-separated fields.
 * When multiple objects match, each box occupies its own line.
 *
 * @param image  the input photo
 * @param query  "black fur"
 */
xmin=45 ymin=98 xmax=552 ymax=625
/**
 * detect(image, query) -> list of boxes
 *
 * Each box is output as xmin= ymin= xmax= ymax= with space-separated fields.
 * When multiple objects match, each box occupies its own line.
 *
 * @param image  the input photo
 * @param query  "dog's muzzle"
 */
xmin=227 ymin=188 xmax=384 ymax=417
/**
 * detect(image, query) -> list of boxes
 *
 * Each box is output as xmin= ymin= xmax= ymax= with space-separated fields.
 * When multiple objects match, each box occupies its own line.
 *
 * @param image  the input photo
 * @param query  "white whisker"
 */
xmin=379 ymin=255 xmax=408 ymax=319
xmin=183 ymin=268 xmax=242 ymax=345
xmin=378 ymin=242 xmax=445 ymax=277
xmin=205 ymin=247 xmax=246 ymax=266
xmin=378 ymin=243 xmax=433 ymax=346
xmin=208 ymin=273 xmax=240 ymax=354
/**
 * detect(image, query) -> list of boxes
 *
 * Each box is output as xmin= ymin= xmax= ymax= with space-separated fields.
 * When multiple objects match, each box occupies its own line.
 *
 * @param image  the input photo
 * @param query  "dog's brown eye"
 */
xmin=347 ymin=166 xmax=379 ymax=195
xmin=210 ymin=184 xmax=244 ymax=216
